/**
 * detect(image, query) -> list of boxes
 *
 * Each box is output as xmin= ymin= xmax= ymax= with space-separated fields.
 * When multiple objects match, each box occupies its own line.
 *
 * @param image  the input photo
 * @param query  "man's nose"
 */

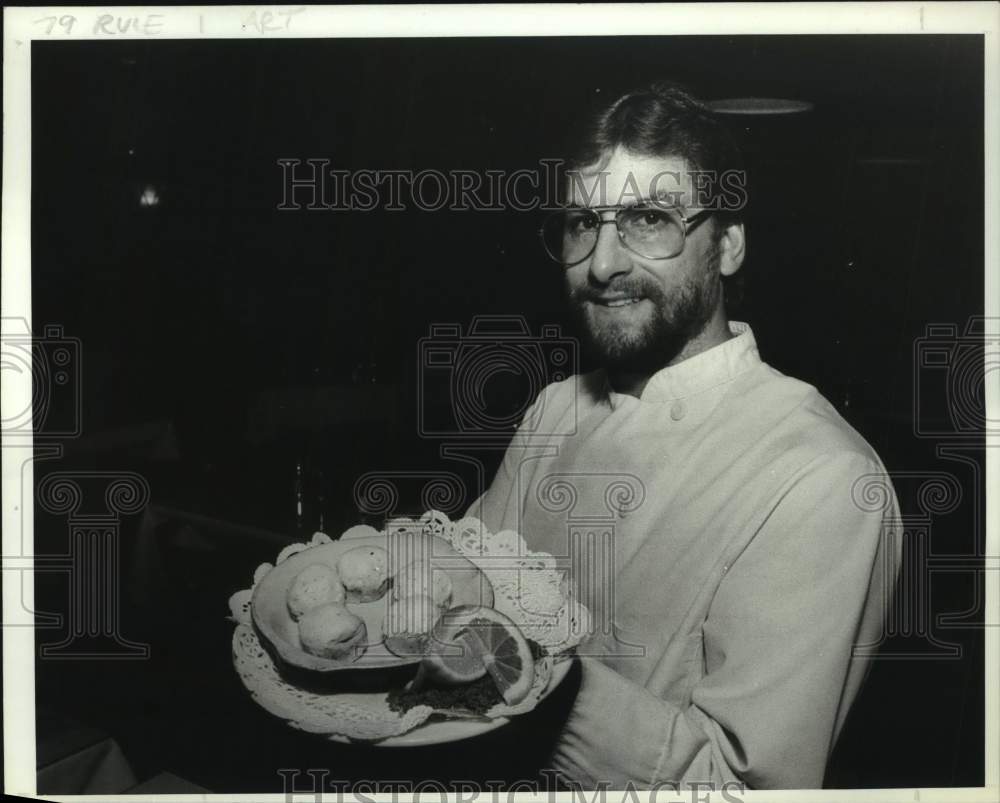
xmin=588 ymin=221 xmax=632 ymax=284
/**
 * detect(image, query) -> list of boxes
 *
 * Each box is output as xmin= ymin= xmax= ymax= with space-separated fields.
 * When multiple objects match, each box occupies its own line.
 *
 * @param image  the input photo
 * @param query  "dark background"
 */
xmin=30 ymin=35 xmax=986 ymax=791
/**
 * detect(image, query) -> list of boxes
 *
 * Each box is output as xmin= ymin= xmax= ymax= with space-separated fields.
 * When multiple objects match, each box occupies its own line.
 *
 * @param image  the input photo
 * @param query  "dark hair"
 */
xmin=567 ymin=81 xmax=747 ymax=229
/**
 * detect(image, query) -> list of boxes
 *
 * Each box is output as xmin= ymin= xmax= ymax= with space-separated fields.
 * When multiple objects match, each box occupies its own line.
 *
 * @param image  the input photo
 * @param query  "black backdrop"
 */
xmin=31 ymin=35 xmax=985 ymax=790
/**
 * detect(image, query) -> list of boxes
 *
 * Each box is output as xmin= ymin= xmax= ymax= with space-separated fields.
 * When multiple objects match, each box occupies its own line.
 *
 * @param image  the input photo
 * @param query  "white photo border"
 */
xmin=3 ymin=3 xmax=998 ymax=801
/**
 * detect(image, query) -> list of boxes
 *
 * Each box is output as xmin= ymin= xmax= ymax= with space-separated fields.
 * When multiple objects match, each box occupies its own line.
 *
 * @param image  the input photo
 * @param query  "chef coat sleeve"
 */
xmin=551 ymin=450 xmax=901 ymax=789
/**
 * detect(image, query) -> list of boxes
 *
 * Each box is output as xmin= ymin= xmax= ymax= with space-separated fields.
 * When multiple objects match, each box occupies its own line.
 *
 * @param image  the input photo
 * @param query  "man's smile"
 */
xmin=594 ymin=296 xmax=644 ymax=307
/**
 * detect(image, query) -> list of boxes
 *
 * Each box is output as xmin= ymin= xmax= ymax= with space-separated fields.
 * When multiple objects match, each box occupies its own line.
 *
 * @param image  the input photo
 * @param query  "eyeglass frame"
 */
xmin=539 ymin=202 xmax=714 ymax=268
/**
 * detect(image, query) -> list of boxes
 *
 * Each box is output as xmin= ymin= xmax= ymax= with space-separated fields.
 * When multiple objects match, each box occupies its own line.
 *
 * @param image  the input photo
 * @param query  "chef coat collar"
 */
xmin=601 ymin=321 xmax=760 ymax=409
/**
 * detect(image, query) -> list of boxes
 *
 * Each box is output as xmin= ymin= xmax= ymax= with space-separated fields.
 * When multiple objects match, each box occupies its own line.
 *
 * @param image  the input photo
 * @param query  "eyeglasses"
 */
xmin=539 ymin=204 xmax=713 ymax=267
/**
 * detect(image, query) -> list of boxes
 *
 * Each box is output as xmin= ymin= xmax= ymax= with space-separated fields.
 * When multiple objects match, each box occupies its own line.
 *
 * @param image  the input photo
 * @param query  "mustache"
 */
xmin=570 ymin=277 xmax=664 ymax=303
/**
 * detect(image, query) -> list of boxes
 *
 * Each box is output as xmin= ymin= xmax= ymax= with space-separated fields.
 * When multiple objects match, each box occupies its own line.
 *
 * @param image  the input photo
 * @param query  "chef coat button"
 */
xmin=670 ymin=400 xmax=687 ymax=421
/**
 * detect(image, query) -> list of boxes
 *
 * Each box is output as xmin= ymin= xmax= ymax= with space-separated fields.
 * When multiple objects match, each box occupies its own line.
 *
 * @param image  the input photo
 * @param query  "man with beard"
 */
xmin=467 ymin=83 xmax=901 ymax=789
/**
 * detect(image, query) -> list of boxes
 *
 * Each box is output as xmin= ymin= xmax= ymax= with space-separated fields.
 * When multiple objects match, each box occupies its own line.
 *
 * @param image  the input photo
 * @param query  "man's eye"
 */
xmin=566 ymin=213 xmax=598 ymax=232
xmin=631 ymin=210 xmax=668 ymax=228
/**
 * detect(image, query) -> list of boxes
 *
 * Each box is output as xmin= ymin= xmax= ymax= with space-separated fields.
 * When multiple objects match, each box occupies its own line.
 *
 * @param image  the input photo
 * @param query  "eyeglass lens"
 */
xmin=542 ymin=207 xmax=687 ymax=264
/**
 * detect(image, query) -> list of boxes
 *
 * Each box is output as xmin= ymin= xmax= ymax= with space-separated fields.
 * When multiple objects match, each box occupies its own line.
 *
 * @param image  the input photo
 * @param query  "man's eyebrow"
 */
xmin=644 ymin=190 xmax=685 ymax=208
xmin=563 ymin=196 xmax=684 ymax=211
xmin=562 ymin=190 xmax=684 ymax=210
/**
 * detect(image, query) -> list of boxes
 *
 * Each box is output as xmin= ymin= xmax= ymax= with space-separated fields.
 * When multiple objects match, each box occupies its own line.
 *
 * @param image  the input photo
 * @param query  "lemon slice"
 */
xmin=422 ymin=605 xmax=535 ymax=705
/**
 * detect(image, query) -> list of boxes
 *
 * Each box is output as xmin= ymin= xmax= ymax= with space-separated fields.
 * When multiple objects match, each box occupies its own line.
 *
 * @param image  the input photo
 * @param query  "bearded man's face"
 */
xmin=563 ymin=149 xmax=724 ymax=372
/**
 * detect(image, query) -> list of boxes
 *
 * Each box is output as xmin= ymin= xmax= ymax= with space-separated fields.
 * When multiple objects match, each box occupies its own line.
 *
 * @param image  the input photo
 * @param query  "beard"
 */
xmin=567 ymin=250 xmax=722 ymax=375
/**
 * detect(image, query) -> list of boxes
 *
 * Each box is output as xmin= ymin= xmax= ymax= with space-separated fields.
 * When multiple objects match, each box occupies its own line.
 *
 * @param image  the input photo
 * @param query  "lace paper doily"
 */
xmin=228 ymin=514 xmax=588 ymax=742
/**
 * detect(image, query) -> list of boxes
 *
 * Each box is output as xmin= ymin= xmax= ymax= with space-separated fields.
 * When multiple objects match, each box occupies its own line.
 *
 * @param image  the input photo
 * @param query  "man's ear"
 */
xmin=717 ymin=221 xmax=746 ymax=277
